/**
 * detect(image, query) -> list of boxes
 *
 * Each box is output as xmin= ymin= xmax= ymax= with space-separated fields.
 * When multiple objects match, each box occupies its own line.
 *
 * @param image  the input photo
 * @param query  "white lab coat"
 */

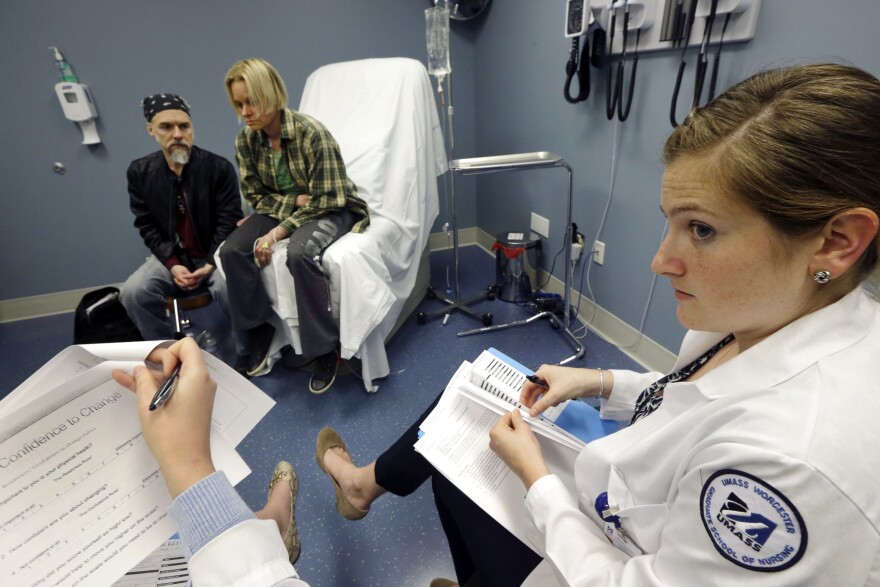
xmin=522 ymin=287 xmax=880 ymax=586
xmin=187 ymin=519 xmax=309 ymax=586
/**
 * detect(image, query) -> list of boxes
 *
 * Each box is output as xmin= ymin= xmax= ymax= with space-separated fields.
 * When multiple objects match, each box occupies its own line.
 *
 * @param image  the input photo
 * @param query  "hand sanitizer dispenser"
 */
xmin=51 ymin=47 xmax=101 ymax=145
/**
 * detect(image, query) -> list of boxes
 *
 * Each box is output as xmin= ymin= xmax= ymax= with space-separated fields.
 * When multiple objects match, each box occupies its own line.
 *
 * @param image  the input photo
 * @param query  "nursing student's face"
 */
xmin=230 ymin=80 xmax=278 ymax=132
xmin=650 ymin=157 xmax=817 ymax=346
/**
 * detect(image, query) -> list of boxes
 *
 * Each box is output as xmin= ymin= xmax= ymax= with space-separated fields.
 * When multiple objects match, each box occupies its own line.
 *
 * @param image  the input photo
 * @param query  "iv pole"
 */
xmin=417 ymin=0 xmax=495 ymax=328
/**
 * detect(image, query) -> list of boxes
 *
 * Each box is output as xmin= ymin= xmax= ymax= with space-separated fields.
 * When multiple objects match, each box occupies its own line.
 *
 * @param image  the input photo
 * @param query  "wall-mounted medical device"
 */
xmin=565 ymin=0 xmax=589 ymax=37
xmin=563 ymin=0 xmax=603 ymax=104
xmin=51 ymin=47 xmax=101 ymax=145
xmin=587 ymin=0 xmax=760 ymax=55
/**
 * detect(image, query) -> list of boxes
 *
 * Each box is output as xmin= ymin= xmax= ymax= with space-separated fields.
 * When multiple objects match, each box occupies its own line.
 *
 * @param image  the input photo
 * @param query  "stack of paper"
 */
xmin=0 ymin=341 xmax=275 ymax=587
xmin=414 ymin=348 xmax=619 ymax=551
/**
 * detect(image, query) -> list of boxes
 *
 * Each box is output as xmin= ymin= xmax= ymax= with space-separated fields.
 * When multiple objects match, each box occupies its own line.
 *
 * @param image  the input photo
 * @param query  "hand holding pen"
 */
xmin=522 ymin=365 xmax=596 ymax=417
xmin=148 ymin=331 xmax=208 ymax=410
xmin=522 ymin=372 xmax=551 ymax=417
xmin=525 ymin=374 xmax=549 ymax=390
xmin=111 ymin=335 xmax=218 ymax=498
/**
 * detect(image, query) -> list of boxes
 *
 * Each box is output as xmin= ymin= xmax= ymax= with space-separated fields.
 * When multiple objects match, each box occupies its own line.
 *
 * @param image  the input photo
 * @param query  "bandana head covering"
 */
xmin=141 ymin=93 xmax=191 ymax=122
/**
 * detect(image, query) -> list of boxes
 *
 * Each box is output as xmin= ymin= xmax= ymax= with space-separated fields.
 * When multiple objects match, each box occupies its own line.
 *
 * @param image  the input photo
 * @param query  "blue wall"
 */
xmin=0 ymin=0 xmax=476 ymax=298
xmin=3 ymin=0 xmax=879 ymax=354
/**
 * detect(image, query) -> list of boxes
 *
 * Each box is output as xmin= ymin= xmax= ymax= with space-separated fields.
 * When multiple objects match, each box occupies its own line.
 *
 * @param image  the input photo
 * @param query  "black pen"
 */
xmin=525 ymin=374 xmax=549 ymax=389
xmin=148 ymin=331 xmax=207 ymax=411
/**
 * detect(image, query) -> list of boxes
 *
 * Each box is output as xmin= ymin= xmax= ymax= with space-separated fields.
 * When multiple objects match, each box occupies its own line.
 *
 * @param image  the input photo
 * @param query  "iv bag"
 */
xmin=425 ymin=2 xmax=451 ymax=79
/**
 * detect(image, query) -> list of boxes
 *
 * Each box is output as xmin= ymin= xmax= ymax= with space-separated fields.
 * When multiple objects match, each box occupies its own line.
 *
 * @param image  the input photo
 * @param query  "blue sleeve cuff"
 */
xmin=167 ymin=471 xmax=256 ymax=558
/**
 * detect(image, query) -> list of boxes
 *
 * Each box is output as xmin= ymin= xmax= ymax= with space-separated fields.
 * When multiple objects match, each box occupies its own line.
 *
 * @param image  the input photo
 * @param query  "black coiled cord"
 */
xmin=564 ymin=36 xmax=591 ymax=104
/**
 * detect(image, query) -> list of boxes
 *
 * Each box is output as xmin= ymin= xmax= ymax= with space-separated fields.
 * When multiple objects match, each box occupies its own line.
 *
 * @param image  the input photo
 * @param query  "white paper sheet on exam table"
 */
xmin=0 ymin=342 xmax=275 ymax=586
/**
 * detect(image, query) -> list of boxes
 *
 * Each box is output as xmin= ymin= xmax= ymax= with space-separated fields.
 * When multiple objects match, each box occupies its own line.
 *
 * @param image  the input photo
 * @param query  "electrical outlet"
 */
xmin=531 ymin=213 xmax=550 ymax=238
xmin=593 ymin=240 xmax=605 ymax=265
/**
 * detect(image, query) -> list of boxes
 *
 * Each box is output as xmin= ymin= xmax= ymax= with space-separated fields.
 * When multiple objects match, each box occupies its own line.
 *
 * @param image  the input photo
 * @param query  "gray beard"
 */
xmin=169 ymin=146 xmax=191 ymax=165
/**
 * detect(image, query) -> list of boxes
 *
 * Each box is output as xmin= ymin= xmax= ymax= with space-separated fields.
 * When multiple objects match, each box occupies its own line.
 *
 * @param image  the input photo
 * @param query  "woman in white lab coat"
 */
xmin=321 ymin=63 xmax=880 ymax=586
xmin=495 ymin=62 xmax=880 ymax=586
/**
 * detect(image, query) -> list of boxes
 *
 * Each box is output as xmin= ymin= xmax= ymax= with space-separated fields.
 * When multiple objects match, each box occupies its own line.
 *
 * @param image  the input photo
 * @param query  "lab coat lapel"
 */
xmin=678 ymin=288 xmax=874 ymax=402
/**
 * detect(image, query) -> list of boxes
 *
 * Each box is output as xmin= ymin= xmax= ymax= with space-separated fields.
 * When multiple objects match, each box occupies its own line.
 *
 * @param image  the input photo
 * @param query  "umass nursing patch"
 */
xmin=700 ymin=469 xmax=807 ymax=572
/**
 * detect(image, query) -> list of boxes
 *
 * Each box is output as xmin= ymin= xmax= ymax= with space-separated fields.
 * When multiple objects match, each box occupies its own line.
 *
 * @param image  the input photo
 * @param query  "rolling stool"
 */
xmin=165 ymin=291 xmax=213 ymax=339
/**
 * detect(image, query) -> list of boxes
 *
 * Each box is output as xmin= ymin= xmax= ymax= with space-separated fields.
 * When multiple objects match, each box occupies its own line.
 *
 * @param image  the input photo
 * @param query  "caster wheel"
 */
xmin=487 ymin=291 xmax=496 ymax=301
xmin=426 ymin=288 xmax=437 ymax=300
xmin=417 ymin=312 xmax=427 ymax=325
xmin=482 ymin=313 xmax=493 ymax=326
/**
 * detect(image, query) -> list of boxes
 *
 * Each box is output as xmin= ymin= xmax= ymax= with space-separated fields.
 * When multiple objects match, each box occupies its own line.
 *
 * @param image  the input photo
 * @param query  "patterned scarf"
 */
xmin=629 ymin=334 xmax=736 ymax=425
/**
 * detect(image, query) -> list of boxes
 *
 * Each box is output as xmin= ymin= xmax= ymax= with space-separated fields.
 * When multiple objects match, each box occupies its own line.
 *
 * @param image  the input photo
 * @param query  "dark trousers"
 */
xmin=375 ymin=393 xmax=542 ymax=586
xmin=219 ymin=211 xmax=355 ymax=356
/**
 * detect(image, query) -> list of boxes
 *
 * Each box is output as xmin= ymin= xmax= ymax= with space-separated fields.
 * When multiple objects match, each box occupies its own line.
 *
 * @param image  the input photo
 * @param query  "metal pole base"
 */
xmin=417 ymin=286 xmax=496 ymax=327
xmin=456 ymin=310 xmax=585 ymax=365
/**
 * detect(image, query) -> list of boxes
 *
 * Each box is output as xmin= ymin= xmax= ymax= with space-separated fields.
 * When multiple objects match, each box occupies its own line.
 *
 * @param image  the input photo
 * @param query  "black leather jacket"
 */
xmin=127 ymin=145 xmax=242 ymax=266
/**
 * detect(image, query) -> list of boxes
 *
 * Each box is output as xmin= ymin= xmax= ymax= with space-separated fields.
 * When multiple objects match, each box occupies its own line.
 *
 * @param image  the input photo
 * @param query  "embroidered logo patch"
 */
xmin=700 ymin=469 xmax=807 ymax=572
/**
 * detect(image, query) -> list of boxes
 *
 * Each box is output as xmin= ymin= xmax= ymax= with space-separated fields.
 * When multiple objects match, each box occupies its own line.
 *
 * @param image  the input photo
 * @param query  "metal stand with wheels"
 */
xmin=416 ymin=74 xmax=495 ymax=328
xmin=415 ymin=173 xmax=496 ymax=326
xmin=417 ymin=285 xmax=496 ymax=326
xmin=452 ymin=151 xmax=585 ymax=365
xmin=416 ymin=169 xmax=497 ymax=326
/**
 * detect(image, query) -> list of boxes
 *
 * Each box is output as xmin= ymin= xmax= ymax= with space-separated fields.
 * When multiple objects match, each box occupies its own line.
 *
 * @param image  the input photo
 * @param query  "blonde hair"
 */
xmin=664 ymin=63 xmax=880 ymax=290
xmin=224 ymin=58 xmax=288 ymax=117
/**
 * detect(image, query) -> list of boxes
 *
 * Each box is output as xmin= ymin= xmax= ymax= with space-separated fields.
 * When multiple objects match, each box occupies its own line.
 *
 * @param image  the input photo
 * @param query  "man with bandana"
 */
xmin=120 ymin=94 xmax=242 ymax=344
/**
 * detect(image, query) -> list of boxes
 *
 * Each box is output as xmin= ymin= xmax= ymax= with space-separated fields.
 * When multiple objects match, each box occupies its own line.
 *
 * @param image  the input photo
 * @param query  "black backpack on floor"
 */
xmin=73 ymin=286 xmax=144 ymax=344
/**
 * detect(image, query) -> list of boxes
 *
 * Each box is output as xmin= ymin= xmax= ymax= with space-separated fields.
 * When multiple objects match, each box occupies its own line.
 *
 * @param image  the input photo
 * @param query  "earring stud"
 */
xmin=812 ymin=270 xmax=831 ymax=284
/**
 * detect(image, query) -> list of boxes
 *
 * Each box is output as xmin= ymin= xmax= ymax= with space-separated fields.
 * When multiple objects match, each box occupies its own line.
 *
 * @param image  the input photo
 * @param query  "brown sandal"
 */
xmin=268 ymin=461 xmax=300 ymax=564
xmin=315 ymin=427 xmax=369 ymax=521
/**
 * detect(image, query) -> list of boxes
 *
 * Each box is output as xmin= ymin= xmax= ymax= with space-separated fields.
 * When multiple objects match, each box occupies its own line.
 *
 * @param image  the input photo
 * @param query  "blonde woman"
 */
xmin=219 ymin=58 xmax=369 ymax=390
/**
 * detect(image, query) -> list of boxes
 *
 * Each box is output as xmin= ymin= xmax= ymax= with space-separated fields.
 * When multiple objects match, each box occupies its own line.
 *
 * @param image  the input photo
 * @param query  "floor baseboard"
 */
xmin=0 ymin=284 xmax=122 ymax=324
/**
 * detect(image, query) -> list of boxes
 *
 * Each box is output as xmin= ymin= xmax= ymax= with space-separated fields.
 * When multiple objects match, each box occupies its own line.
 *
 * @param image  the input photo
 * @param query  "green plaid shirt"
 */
xmin=234 ymin=108 xmax=369 ymax=234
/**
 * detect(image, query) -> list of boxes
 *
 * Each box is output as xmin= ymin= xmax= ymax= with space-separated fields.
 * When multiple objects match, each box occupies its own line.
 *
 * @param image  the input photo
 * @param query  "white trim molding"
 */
xmin=0 ymin=284 xmax=122 ymax=324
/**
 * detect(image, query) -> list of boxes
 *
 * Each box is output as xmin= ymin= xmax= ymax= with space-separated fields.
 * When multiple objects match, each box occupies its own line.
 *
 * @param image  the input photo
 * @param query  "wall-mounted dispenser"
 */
xmin=51 ymin=47 xmax=101 ymax=145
